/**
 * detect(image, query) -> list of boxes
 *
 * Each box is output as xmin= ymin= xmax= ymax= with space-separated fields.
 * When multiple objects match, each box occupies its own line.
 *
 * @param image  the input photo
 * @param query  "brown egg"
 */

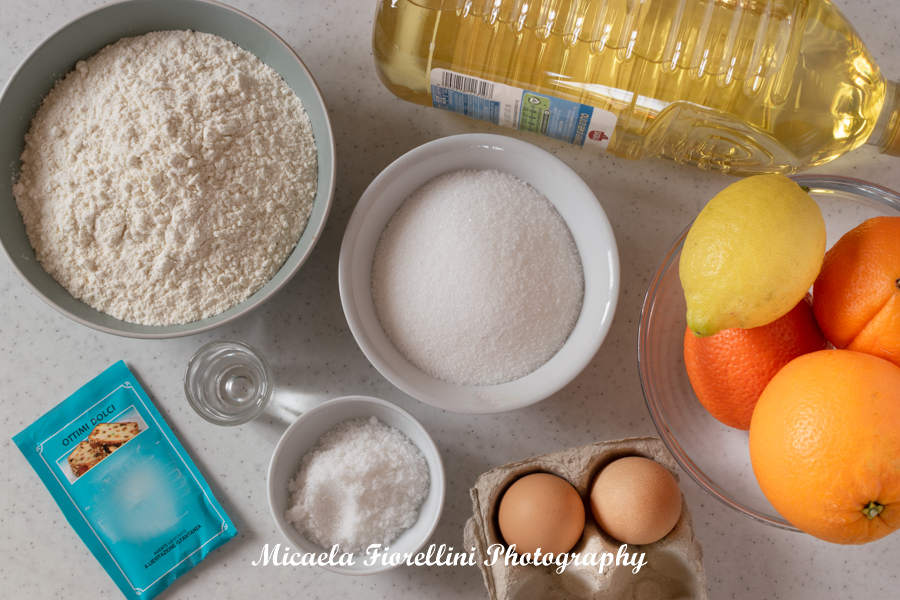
xmin=590 ymin=456 xmax=682 ymax=545
xmin=497 ymin=472 xmax=585 ymax=555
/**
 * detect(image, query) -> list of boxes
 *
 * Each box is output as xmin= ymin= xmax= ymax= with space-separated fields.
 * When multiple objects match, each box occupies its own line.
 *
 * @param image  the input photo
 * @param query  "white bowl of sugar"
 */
xmin=267 ymin=395 xmax=445 ymax=575
xmin=339 ymin=134 xmax=619 ymax=414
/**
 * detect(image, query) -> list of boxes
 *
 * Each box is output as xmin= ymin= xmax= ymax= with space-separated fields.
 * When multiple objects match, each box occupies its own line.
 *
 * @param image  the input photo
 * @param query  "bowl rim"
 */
xmin=338 ymin=133 xmax=620 ymax=414
xmin=0 ymin=0 xmax=336 ymax=339
xmin=266 ymin=395 xmax=446 ymax=575
xmin=638 ymin=219 xmax=798 ymax=532
xmin=638 ymin=174 xmax=900 ymax=531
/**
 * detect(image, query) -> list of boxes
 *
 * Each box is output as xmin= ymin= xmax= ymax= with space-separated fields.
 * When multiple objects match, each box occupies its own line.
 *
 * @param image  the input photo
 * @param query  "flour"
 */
xmin=13 ymin=31 xmax=317 ymax=325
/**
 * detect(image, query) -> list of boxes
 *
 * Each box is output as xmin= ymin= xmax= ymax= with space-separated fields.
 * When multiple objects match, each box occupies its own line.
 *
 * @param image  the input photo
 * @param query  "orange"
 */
xmin=749 ymin=350 xmax=900 ymax=544
xmin=683 ymin=295 xmax=826 ymax=430
xmin=813 ymin=216 xmax=900 ymax=367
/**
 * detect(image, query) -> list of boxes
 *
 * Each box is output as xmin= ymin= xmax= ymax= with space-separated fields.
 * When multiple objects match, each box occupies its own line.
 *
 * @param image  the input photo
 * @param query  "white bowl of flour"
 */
xmin=339 ymin=134 xmax=620 ymax=413
xmin=0 ymin=0 xmax=335 ymax=337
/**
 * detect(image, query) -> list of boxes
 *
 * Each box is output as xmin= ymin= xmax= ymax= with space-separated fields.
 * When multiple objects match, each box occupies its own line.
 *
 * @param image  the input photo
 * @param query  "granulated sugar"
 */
xmin=13 ymin=31 xmax=317 ymax=325
xmin=371 ymin=169 xmax=584 ymax=386
xmin=284 ymin=416 xmax=429 ymax=554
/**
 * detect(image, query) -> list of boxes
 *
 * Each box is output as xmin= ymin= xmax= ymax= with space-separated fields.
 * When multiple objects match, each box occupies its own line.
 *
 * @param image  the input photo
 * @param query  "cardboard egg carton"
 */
xmin=464 ymin=437 xmax=708 ymax=600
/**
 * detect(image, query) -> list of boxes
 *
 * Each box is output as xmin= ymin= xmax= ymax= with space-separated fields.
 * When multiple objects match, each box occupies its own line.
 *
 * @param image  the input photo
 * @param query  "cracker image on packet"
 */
xmin=89 ymin=421 xmax=140 ymax=448
xmin=66 ymin=421 xmax=142 ymax=477
xmin=68 ymin=438 xmax=109 ymax=476
xmin=13 ymin=361 xmax=237 ymax=599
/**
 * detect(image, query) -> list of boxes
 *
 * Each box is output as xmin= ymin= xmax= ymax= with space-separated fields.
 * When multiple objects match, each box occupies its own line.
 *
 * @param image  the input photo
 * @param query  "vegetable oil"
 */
xmin=372 ymin=0 xmax=900 ymax=174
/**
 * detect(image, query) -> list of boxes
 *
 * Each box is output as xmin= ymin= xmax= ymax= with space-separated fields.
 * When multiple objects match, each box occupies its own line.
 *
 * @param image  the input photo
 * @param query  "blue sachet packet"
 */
xmin=13 ymin=361 xmax=237 ymax=599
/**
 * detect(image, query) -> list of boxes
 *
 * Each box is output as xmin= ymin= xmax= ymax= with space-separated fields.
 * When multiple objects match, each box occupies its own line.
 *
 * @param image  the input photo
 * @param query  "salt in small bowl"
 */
xmin=267 ymin=395 xmax=445 ymax=575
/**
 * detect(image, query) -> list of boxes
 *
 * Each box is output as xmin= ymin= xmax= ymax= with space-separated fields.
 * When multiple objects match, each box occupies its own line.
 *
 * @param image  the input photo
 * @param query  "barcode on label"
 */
xmin=441 ymin=72 xmax=495 ymax=99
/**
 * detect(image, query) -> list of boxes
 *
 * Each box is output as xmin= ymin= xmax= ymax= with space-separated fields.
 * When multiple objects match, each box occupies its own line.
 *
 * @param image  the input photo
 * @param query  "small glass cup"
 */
xmin=184 ymin=340 xmax=274 ymax=426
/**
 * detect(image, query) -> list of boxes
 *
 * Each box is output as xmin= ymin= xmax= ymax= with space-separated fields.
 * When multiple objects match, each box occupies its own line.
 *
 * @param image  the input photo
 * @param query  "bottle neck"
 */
xmin=869 ymin=79 xmax=900 ymax=156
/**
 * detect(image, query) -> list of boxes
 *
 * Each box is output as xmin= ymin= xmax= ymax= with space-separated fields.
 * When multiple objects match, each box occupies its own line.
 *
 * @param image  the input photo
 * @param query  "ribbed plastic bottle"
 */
xmin=372 ymin=0 xmax=900 ymax=174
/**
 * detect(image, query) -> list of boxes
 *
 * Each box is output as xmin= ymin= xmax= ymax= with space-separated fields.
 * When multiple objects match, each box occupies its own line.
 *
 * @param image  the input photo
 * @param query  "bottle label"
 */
xmin=430 ymin=68 xmax=616 ymax=151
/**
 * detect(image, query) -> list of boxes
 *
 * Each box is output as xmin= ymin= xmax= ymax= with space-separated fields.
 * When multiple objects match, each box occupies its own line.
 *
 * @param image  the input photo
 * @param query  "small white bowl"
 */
xmin=339 ymin=134 xmax=619 ymax=413
xmin=267 ymin=395 xmax=445 ymax=575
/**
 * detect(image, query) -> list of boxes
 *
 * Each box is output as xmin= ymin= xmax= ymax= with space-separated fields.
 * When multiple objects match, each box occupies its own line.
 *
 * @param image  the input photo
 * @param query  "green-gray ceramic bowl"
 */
xmin=0 ymin=0 xmax=335 ymax=338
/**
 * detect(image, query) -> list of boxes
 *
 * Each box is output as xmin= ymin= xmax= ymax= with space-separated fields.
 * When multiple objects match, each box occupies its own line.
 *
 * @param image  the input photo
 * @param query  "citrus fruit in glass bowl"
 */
xmin=638 ymin=175 xmax=900 ymax=529
xmin=682 ymin=294 xmax=827 ymax=431
xmin=749 ymin=349 xmax=900 ymax=544
xmin=813 ymin=216 xmax=900 ymax=367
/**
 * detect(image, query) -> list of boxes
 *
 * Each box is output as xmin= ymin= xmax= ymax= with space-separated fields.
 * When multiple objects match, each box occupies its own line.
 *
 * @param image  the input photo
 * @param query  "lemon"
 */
xmin=679 ymin=174 xmax=826 ymax=337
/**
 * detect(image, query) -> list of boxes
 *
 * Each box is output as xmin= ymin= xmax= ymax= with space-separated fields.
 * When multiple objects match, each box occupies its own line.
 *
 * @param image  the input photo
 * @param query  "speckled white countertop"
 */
xmin=2 ymin=0 xmax=899 ymax=598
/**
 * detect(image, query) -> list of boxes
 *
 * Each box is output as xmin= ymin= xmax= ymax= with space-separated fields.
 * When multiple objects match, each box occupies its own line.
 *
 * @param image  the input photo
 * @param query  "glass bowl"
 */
xmin=638 ymin=175 xmax=900 ymax=529
xmin=184 ymin=339 xmax=274 ymax=426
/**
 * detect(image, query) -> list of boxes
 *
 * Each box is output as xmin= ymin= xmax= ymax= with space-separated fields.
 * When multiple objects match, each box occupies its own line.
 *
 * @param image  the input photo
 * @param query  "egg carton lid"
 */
xmin=464 ymin=436 xmax=708 ymax=600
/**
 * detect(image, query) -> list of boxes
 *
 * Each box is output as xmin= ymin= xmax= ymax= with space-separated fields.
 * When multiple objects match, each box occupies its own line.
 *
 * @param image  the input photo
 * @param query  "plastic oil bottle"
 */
xmin=372 ymin=0 xmax=900 ymax=174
